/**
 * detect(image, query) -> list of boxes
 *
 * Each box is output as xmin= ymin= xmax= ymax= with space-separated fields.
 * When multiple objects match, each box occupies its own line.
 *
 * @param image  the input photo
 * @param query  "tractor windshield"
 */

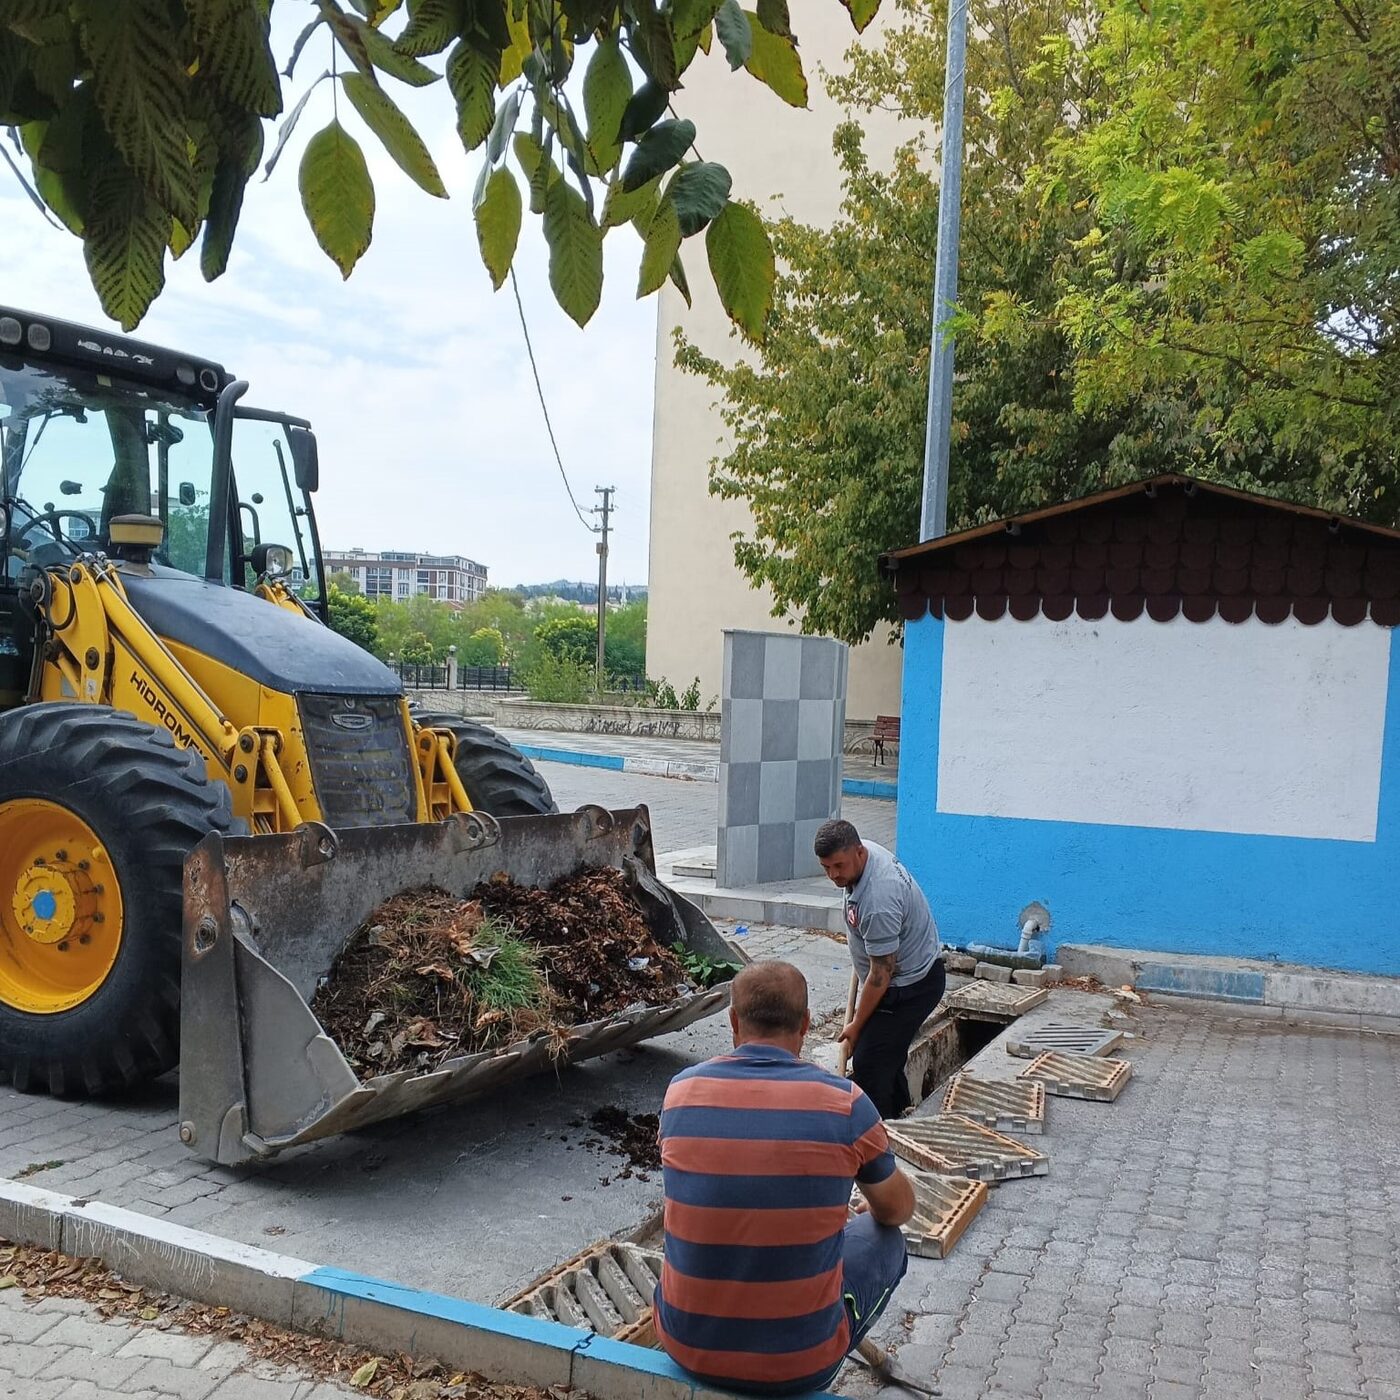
xmin=0 ymin=359 xmax=215 ymax=576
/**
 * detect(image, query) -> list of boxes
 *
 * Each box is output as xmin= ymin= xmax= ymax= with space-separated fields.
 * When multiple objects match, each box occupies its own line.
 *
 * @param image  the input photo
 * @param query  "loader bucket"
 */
xmin=178 ymin=805 xmax=741 ymax=1167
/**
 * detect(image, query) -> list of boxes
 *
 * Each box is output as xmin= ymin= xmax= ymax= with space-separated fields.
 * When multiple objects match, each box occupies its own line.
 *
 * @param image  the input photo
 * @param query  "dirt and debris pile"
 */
xmin=584 ymin=1106 xmax=663 ymax=1173
xmin=312 ymin=868 xmax=692 ymax=1077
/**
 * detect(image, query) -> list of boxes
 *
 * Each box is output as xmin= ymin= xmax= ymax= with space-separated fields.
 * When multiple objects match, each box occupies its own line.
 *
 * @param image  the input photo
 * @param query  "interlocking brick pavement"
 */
xmin=0 ymin=1289 xmax=359 ymax=1399
xmin=847 ymin=1002 xmax=1400 ymax=1400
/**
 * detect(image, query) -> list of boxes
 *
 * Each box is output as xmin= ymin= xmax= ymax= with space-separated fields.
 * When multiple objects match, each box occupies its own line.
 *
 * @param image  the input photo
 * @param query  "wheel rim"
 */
xmin=0 ymin=799 xmax=125 ymax=1014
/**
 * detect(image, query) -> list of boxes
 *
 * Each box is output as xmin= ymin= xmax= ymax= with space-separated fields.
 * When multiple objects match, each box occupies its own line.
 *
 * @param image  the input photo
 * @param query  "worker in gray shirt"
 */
xmin=815 ymin=819 xmax=944 ymax=1119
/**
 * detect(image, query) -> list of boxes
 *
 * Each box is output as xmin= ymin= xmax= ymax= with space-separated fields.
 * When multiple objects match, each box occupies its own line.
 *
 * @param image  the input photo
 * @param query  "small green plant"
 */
xmin=679 ymin=950 xmax=742 ymax=989
xmin=460 ymin=922 xmax=547 ymax=1013
xmin=651 ymin=677 xmax=680 ymax=709
xmin=522 ymin=651 xmax=595 ymax=704
xmin=680 ymin=677 xmax=702 ymax=711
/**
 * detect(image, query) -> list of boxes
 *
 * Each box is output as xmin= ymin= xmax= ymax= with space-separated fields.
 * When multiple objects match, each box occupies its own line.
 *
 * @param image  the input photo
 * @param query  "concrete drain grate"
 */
xmin=853 ymin=1168 xmax=989 ymax=1258
xmin=887 ymin=1113 xmax=1049 ymax=1181
xmin=1019 ymin=1050 xmax=1132 ymax=1101
xmin=944 ymin=981 xmax=1049 ymax=1019
xmin=942 ymin=1073 xmax=1046 ymax=1134
xmin=504 ymin=1240 xmax=661 ymax=1343
xmin=1005 ymin=1023 xmax=1125 ymax=1059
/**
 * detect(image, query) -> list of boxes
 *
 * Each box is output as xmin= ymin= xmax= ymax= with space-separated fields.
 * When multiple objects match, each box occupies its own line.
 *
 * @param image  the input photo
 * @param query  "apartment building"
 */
xmin=324 ymin=548 xmax=489 ymax=604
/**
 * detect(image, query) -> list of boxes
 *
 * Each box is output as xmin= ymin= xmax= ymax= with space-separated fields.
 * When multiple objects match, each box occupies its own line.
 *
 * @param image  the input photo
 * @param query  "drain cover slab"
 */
xmin=942 ymin=1073 xmax=1046 ymax=1134
xmin=853 ymin=1166 xmax=988 ymax=1258
xmin=944 ymin=981 xmax=1049 ymax=1018
xmin=887 ymin=1113 xmax=1049 ymax=1181
xmin=1019 ymin=1050 xmax=1132 ymax=1101
xmin=1005 ymin=1023 xmax=1125 ymax=1059
xmin=505 ymin=1241 xmax=661 ymax=1338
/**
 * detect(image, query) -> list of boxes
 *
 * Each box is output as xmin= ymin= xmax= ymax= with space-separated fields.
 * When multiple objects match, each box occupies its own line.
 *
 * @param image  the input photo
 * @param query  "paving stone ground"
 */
xmin=0 ymin=1288 xmax=357 ymax=1399
xmin=845 ymin=999 xmax=1400 ymax=1400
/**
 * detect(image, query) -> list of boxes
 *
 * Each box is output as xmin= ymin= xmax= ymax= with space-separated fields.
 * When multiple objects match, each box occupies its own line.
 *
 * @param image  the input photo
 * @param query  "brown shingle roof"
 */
xmin=881 ymin=474 xmax=1400 ymax=628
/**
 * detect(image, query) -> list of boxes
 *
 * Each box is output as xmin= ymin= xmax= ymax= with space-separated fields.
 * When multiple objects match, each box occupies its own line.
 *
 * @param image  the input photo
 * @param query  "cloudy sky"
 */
xmin=0 ymin=12 xmax=658 ymax=589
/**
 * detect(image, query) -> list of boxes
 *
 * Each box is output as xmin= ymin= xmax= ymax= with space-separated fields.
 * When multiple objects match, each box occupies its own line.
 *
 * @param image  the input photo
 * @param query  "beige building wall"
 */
xmin=646 ymin=10 xmax=919 ymax=721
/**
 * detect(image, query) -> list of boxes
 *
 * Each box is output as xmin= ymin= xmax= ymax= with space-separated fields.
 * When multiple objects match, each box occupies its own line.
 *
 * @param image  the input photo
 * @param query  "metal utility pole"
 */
xmin=593 ymin=486 xmax=614 ymax=685
xmin=920 ymin=0 xmax=970 ymax=541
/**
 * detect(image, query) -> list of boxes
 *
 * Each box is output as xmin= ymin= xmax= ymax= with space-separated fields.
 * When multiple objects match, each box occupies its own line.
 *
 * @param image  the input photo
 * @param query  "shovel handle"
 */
xmin=836 ymin=971 xmax=859 ymax=1077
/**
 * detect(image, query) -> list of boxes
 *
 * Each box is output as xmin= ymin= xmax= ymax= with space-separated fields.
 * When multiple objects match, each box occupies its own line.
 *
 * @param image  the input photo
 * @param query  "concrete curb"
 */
xmin=1058 ymin=942 xmax=1400 ymax=1030
xmin=517 ymin=743 xmax=898 ymax=801
xmin=0 ymin=1179 xmax=844 ymax=1400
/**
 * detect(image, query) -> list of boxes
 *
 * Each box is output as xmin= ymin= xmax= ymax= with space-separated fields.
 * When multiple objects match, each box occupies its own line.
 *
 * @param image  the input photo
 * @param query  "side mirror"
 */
xmin=178 ymin=481 xmax=197 ymax=507
xmin=251 ymin=542 xmax=294 ymax=579
xmin=288 ymin=426 xmax=319 ymax=493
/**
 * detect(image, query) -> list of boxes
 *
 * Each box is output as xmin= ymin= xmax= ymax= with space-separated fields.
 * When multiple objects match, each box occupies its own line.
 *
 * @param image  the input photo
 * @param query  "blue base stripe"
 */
xmin=515 ymin=745 xmax=626 ymax=771
xmin=842 ymin=779 xmax=897 ymax=801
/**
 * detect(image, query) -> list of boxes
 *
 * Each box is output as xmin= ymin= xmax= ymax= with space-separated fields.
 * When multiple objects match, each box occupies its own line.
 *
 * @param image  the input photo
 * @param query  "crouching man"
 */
xmin=653 ymin=961 xmax=915 ymax=1394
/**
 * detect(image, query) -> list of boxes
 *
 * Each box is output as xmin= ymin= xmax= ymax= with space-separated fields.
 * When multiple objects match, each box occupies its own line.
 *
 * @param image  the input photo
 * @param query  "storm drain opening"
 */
xmin=907 ymin=1009 xmax=1009 ymax=1108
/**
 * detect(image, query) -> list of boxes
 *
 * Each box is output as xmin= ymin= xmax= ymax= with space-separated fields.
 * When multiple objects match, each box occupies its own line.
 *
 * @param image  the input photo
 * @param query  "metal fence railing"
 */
xmin=390 ymin=662 xmax=516 ymax=691
xmin=459 ymin=665 xmax=514 ymax=691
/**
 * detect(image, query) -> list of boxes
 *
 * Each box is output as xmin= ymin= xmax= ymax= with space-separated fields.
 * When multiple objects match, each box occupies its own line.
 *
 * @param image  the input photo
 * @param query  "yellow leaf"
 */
xmin=351 ymin=1358 xmax=380 ymax=1387
xmin=0 ymin=1276 xmax=17 ymax=1290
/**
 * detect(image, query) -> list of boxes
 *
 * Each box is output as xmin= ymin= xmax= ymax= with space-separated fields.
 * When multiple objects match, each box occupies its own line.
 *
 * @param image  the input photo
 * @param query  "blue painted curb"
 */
xmin=1134 ymin=963 xmax=1267 ymax=1004
xmin=842 ymin=778 xmax=898 ymax=801
xmin=516 ymin=744 xmax=625 ymax=771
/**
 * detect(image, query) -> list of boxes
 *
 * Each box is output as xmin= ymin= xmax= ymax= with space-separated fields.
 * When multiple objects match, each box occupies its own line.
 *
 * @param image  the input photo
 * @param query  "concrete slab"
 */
xmin=0 ymin=1180 xmax=68 ymax=1250
xmin=1019 ymin=1051 xmax=1133 ymax=1102
xmin=887 ymin=1115 xmax=1050 ymax=1182
xmin=944 ymin=981 xmax=1049 ymax=1019
xmin=1003 ymin=1023 xmax=1126 ymax=1059
xmin=940 ymin=1074 xmax=1046 ymax=1135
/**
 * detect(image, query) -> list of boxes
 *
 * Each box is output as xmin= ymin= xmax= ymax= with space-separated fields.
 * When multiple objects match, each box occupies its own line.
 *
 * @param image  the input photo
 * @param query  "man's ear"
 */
xmin=800 ymin=1010 xmax=811 ymax=1037
xmin=729 ymin=1007 xmax=740 ymax=1042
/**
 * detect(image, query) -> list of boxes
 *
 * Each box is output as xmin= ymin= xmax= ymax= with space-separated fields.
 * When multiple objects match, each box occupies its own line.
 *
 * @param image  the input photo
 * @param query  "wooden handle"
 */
xmin=836 ymin=971 xmax=859 ymax=1077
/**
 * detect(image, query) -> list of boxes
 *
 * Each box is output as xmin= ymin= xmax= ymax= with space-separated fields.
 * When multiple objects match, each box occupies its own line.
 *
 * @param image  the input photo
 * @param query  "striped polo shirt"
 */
xmin=653 ymin=1043 xmax=896 ymax=1394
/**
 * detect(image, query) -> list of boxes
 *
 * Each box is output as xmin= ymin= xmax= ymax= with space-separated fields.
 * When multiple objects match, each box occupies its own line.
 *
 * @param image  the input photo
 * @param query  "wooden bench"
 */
xmin=872 ymin=714 xmax=900 ymax=766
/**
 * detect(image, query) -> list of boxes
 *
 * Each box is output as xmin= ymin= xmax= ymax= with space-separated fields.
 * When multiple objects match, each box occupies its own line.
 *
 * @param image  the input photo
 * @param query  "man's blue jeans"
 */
xmin=819 ymin=1212 xmax=909 ymax=1388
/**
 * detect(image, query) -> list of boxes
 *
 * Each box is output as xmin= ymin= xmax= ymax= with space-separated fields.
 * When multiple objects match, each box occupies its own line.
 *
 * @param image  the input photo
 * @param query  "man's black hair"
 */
xmin=813 ymin=818 xmax=861 ymax=859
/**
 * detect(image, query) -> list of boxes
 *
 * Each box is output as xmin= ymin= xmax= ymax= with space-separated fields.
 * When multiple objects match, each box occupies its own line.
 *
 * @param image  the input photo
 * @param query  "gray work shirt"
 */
xmin=844 ymin=841 xmax=940 ymax=986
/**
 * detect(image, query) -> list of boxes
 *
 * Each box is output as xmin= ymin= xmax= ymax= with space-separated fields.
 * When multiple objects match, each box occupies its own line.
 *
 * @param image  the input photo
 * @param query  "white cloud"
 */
xmin=0 ymin=14 xmax=657 ymax=589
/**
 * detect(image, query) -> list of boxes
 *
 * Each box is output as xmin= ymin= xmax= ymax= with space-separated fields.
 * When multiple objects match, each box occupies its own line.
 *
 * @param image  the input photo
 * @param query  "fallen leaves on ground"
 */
xmin=313 ymin=868 xmax=693 ymax=1076
xmin=0 ymin=1237 xmax=586 ymax=1400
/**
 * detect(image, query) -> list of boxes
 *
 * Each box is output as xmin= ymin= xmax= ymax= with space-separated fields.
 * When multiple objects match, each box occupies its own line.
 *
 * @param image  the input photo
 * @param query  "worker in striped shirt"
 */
xmin=654 ymin=961 xmax=916 ymax=1394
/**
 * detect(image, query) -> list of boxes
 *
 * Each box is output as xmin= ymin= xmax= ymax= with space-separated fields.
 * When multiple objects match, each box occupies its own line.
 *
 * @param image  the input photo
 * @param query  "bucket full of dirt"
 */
xmin=178 ymin=805 xmax=743 ymax=1166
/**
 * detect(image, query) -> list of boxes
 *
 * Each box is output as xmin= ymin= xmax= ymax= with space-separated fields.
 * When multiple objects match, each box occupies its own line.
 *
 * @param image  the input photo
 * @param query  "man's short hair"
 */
xmin=731 ymin=961 xmax=808 ymax=1035
xmin=813 ymin=819 xmax=861 ymax=859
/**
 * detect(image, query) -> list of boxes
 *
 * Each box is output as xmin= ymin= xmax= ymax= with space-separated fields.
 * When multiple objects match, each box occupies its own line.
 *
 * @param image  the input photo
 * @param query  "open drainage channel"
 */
xmin=501 ymin=979 xmax=1054 ymax=1344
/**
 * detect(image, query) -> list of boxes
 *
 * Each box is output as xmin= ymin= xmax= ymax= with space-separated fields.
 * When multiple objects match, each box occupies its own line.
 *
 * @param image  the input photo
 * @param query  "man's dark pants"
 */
xmin=852 ymin=960 xmax=946 ymax=1120
xmin=813 ymin=1214 xmax=909 ymax=1390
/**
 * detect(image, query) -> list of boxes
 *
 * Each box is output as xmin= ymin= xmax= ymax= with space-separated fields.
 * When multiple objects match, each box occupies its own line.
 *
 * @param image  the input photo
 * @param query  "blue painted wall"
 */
xmin=895 ymin=616 xmax=1400 ymax=976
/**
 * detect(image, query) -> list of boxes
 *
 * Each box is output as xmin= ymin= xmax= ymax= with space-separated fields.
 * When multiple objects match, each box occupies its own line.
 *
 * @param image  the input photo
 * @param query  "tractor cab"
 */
xmin=0 ymin=307 xmax=325 ymax=705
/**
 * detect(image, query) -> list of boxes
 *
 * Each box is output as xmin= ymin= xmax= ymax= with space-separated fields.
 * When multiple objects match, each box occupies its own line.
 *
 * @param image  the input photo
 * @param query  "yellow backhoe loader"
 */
xmin=0 ymin=306 xmax=734 ymax=1164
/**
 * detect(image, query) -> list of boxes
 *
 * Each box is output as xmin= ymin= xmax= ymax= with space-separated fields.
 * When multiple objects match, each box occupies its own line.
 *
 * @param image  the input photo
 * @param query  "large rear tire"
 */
xmin=415 ymin=713 xmax=558 ymax=817
xmin=0 ymin=704 xmax=237 ymax=1095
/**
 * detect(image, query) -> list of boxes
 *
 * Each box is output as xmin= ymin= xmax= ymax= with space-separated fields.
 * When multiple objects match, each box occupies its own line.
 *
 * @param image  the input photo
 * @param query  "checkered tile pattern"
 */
xmin=716 ymin=630 xmax=848 ymax=886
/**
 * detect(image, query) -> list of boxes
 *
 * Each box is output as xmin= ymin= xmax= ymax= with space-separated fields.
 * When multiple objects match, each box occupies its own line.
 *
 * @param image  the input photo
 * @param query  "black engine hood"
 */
xmin=122 ymin=567 xmax=399 ymax=695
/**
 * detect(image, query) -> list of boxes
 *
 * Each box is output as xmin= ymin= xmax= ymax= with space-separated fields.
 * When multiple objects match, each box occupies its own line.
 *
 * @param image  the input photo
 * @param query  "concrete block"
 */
xmin=1042 ymin=964 xmax=1063 ymax=985
xmin=975 ymin=962 xmax=1014 ymax=984
xmin=116 ymin=1326 xmax=217 ymax=1365
xmin=943 ymin=951 xmax=977 ymax=973
xmin=60 ymin=1198 xmax=313 ymax=1327
xmin=1011 ymin=968 xmax=1050 ymax=987
xmin=0 ymin=1179 xmax=67 ymax=1250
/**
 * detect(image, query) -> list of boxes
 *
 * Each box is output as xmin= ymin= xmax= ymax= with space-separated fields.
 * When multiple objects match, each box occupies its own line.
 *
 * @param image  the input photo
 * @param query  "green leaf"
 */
xmin=447 ymin=38 xmax=498 ymax=152
xmin=355 ymin=16 xmax=439 ymax=85
xmin=621 ymin=118 xmax=694 ymax=192
xmin=601 ymin=172 xmax=660 ymax=229
xmin=629 ymin=3 xmax=677 ymax=87
xmin=298 ymin=119 xmax=374 ymax=277
xmin=514 ymin=129 xmax=558 ymax=213
xmin=840 ymin=0 xmax=880 ymax=31
xmin=82 ymin=162 xmax=168 ymax=330
xmin=666 ymin=160 xmax=732 ymax=237
xmin=742 ymin=14 xmax=806 ymax=106
xmin=487 ymin=88 xmax=523 ymax=164
xmin=543 ymin=176 xmax=602 ymax=327
xmin=714 ymin=0 xmax=752 ymax=70
xmin=618 ymin=79 xmax=669 ymax=144
xmin=263 ymin=74 xmax=326 ymax=180
xmin=638 ymin=198 xmax=681 ymax=297
xmin=672 ymin=0 xmax=723 ymax=37
xmin=201 ymin=106 xmax=262 ymax=278
xmin=498 ymin=7 xmax=531 ymax=84
xmin=474 ymin=165 xmax=521 ymax=289
xmin=74 ymin=0 xmax=198 ymax=226
xmin=583 ymin=35 xmax=630 ymax=176
xmin=341 ymin=71 xmax=447 ymax=196
xmin=394 ymin=0 xmax=463 ymax=57
xmin=755 ymin=0 xmax=790 ymax=34
xmin=668 ymin=249 xmax=692 ymax=307
xmin=705 ymin=199 xmax=773 ymax=341
xmin=185 ymin=0 xmax=282 ymax=116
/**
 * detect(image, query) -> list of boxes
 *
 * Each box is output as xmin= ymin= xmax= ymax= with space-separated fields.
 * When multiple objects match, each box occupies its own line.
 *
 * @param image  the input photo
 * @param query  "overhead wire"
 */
xmin=509 ymin=267 xmax=595 ymax=534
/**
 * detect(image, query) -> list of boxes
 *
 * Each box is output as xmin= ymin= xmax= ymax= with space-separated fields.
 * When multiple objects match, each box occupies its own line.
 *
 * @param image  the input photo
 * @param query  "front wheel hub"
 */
xmin=0 ymin=800 xmax=124 ymax=1013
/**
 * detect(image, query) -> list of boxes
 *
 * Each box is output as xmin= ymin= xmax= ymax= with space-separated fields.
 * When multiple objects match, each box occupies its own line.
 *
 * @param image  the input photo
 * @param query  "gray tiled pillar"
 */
xmin=717 ymin=630 xmax=848 ymax=886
